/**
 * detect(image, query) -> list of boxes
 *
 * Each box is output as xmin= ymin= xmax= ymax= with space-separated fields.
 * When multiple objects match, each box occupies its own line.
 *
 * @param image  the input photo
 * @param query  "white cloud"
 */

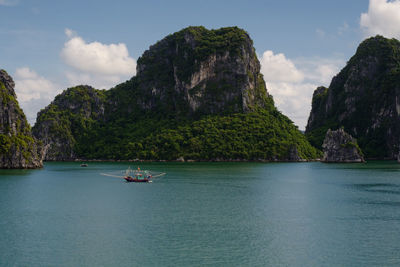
xmin=61 ymin=29 xmax=136 ymax=88
xmin=65 ymin=71 xmax=122 ymax=89
xmin=259 ymin=51 xmax=344 ymax=130
xmin=293 ymin=57 xmax=344 ymax=85
xmin=260 ymin=51 xmax=304 ymax=83
xmin=360 ymin=0 xmax=400 ymax=39
xmin=14 ymin=67 xmax=61 ymax=124
xmin=65 ymin=28 xmax=76 ymax=38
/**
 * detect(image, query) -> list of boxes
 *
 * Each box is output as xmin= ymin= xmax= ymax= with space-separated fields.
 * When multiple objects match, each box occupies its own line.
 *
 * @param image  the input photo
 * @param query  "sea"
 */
xmin=1 ymin=161 xmax=400 ymax=266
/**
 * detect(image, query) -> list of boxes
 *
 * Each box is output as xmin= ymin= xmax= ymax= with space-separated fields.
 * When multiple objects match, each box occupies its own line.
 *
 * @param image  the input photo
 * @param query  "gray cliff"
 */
xmin=108 ymin=26 xmax=272 ymax=118
xmin=322 ymin=128 xmax=364 ymax=163
xmin=0 ymin=70 xmax=42 ymax=168
xmin=32 ymin=86 xmax=105 ymax=161
xmin=33 ymin=26 xmax=318 ymax=161
xmin=306 ymin=36 xmax=400 ymax=159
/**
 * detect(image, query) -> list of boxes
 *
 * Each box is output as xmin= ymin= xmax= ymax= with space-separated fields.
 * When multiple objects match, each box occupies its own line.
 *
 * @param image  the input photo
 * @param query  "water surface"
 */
xmin=1 ymin=161 xmax=400 ymax=266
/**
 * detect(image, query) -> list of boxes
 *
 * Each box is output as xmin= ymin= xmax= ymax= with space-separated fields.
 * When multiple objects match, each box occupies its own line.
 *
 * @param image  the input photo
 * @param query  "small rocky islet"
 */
xmin=321 ymin=128 xmax=364 ymax=163
xmin=2 ymin=27 xmax=400 ymax=168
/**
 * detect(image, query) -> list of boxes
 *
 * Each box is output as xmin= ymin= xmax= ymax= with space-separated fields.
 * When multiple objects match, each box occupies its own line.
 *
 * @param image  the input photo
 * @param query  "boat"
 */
xmin=124 ymin=167 xmax=152 ymax=183
xmin=80 ymin=163 xmax=88 ymax=167
xmin=124 ymin=176 xmax=150 ymax=183
xmin=100 ymin=167 xmax=165 ymax=183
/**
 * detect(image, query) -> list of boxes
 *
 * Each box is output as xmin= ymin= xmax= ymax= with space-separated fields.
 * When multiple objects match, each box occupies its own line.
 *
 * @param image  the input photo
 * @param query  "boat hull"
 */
xmin=124 ymin=177 xmax=150 ymax=183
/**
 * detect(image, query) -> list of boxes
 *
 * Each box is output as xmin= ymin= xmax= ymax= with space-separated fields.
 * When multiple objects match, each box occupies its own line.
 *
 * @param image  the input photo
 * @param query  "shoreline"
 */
xmin=43 ymin=157 xmax=399 ymax=163
xmin=2 ymin=158 xmax=399 ymax=170
xmin=45 ymin=158 xmax=319 ymax=163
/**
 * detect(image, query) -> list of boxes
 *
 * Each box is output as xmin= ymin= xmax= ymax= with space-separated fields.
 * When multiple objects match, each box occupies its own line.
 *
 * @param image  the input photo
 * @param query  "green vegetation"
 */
xmin=311 ymin=86 xmax=328 ymax=107
xmin=341 ymin=141 xmax=364 ymax=157
xmin=33 ymin=26 xmax=321 ymax=161
xmin=0 ymin=134 xmax=35 ymax=160
xmin=306 ymin=36 xmax=400 ymax=158
xmin=34 ymin=84 xmax=320 ymax=161
xmin=137 ymin=26 xmax=252 ymax=83
xmin=0 ymin=78 xmax=37 ymax=162
xmin=306 ymin=118 xmax=337 ymax=150
xmin=35 ymin=86 xmax=106 ymax=135
xmin=133 ymin=26 xmax=261 ymax=117
xmin=33 ymin=86 xmax=106 ymax=158
xmin=74 ymin=108 xmax=319 ymax=160
xmin=1 ymin=82 xmax=14 ymax=105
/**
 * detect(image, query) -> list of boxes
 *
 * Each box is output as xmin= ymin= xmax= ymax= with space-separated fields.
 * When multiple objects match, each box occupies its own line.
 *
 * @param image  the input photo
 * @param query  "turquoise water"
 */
xmin=1 ymin=161 xmax=400 ymax=266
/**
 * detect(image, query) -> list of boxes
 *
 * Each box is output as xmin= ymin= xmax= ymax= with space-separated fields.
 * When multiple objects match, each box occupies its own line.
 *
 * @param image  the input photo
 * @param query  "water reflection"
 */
xmin=348 ymin=183 xmax=400 ymax=195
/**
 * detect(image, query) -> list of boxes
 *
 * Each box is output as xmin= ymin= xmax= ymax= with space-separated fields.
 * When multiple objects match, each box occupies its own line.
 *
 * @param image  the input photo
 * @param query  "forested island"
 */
xmin=306 ymin=36 xmax=400 ymax=160
xmin=32 ymin=26 xmax=319 ymax=162
xmin=2 ymin=27 xmax=400 ymax=167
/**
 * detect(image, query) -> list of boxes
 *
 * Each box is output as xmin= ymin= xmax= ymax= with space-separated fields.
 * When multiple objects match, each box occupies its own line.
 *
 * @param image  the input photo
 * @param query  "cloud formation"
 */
xmin=14 ymin=67 xmax=61 ymax=124
xmin=61 ymin=28 xmax=136 ymax=88
xmin=260 ymin=51 xmax=304 ymax=83
xmin=360 ymin=0 xmax=400 ymax=39
xmin=259 ymin=51 xmax=344 ymax=130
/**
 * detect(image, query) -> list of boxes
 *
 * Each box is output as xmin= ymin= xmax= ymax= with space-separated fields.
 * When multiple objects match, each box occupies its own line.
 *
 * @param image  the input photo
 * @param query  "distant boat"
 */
xmin=80 ymin=163 xmax=88 ymax=167
xmin=101 ymin=167 xmax=166 ymax=183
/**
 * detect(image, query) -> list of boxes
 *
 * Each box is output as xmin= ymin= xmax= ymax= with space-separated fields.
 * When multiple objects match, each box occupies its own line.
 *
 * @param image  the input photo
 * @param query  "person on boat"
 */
xmin=144 ymin=171 xmax=152 ymax=179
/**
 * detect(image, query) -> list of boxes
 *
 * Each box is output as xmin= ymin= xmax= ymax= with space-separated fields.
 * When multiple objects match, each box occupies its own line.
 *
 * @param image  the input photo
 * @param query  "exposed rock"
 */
xmin=33 ymin=26 xmax=319 ymax=161
xmin=322 ymin=128 xmax=364 ymax=163
xmin=307 ymin=86 xmax=328 ymax=128
xmin=108 ymin=26 xmax=272 ymax=117
xmin=176 ymin=156 xmax=185 ymax=162
xmin=0 ymin=69 xmax=42 ymax=168
xmin=32 ymin=85 xmax=106 ymax=161
xmin=306 ymin=36 xmax=400 ymax=159
xmin=287 ymin=144 xmax=301 ymax=161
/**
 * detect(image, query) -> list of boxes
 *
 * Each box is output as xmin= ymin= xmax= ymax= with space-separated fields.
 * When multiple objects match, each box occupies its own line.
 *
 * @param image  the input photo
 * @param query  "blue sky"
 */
xmin=1 ymin=0 xmax=399 ymax=128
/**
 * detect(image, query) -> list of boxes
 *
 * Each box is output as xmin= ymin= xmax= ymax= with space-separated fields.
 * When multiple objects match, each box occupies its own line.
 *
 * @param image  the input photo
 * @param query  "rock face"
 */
xmin=287 ymin=145 xmax=302 ymax=161
xmin=306 ymin=36 xmax=400 ymax=159
xmin=108 ymin=26 xmax=272 ymax=118
xmin=32 ymin=86 xmax=106 ymax=161
xmin=322 ymin=129 xmax=364 ymax=163
xmin=0 ymin=70 xmax=42 ymax=168
xmin=34 ymin=26 xmax=319 ymax=161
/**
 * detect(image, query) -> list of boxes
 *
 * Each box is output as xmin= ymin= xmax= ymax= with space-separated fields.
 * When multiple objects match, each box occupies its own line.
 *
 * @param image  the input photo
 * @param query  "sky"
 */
xmin=1 ymin=0 xmax=400 ymax=129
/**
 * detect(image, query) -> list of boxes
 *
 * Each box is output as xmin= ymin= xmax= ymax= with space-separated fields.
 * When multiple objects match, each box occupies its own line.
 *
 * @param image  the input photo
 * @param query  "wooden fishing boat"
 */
xmin=124 ymin=176 xmax=150 ymax=183
xmin=101 ymin=167 xmax=165 ymax=183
